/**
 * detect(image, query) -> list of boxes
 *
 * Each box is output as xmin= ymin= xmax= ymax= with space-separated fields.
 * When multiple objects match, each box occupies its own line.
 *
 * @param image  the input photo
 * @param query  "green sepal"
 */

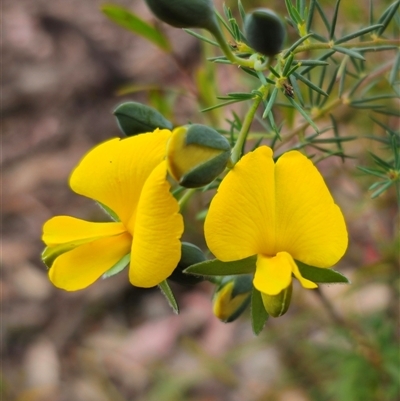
xmin=168 ymin=242 xmax=206 ymax=286
xmin=261 ymin=283 xmax=292 ymax=318
xmin=42 ymin=239 xmax=91 ymax=268
xmin=296 ymin=261 xmax=350 ymax=284
xmin=184 ymin=255 xmax=257 ymax=277
xmin=244 ymin=9 xmax=286 ymax=57
xmin=186 ymin=124 xmax=230 ymax=151
xmin=158 ymin=280 xmax=179 ymax=314
xmin=102 ymin=4 xmax=171 ymax=51
xmin=251 ymin=287 xmax=269 ymax=335
xmin=179 ymin=151 xmax=230 ymax=188
xmin=114 ymin=102 xmax=173 ymax=137
xmin=97 ymin=202 xmax=120 ymax=222
xmin=102 ymin=253 xmax=130 ymax=279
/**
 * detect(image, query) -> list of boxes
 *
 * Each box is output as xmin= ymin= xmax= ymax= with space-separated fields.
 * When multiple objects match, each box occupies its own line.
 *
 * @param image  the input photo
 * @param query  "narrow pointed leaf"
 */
xmin=287 ymin=97 xmax=319 ymax=132
xmin=306 ymin=0 xmax=317 ymax=32
xmin=377 ymin=0 xmax=400 ymax=36
xmin=185 ymin=256 xmax=257 ymax=276
xmin=283 ymin=33 xmax=313 ymax=58
xmin=334 ymin=24 xmax=384 ymax=45
xmin=296 ymin=261 xmax=350 ymax=283
xmin=102 ymin=5 xmax=171 ymax=51
xmin=332 ymin=46 xmax=365 ymax=60
xmin=315 ymin=2 xmax=331 ymax=34
xmin=159 ymin=280 xmax=179 ymax=313
xmin=184 ymin=29 xmax=219 ymax=46
xmin=251 ymin=287 xmax=269 ymax=335
xmin=329 ymin=0 xmax=341 ymax=40
xmin=293 ymin=72 xmax=328 ymax=97
xmin=262 ymin=87 xmax=279 ymax=118
xmin=103 ymin=254 xmax=130 ymax=278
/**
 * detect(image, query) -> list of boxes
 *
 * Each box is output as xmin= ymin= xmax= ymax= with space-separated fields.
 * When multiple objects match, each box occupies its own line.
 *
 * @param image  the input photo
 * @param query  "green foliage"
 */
xmin=101 ymin=4 xmax=171 ymax=51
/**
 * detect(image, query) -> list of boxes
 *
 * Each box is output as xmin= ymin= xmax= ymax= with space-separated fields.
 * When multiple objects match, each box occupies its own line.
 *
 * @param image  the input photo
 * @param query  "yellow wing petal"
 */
xmin=48 ymin=232 xmax=132 ymax=291
xmin=129 ymin=161 xmax=183 ymax=288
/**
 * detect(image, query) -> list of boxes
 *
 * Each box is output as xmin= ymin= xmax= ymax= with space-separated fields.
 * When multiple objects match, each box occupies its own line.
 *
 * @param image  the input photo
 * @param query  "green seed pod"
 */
xmin=261 ymin=282 xmax=293 ymax=317
xmin=168 ymin=242 xmax=206 ymax=285
xmin=213 ymin=275 xmax=253 ymax=323
xmin=244 ymin=9 xmax=286 ymax=57
xmin=144 ymin=0 xmax=218 ymax=32
xmin=114 ymin=102 xmax=173 ymax=137
xmin=166 ymin=124 xmax=231 ymax=188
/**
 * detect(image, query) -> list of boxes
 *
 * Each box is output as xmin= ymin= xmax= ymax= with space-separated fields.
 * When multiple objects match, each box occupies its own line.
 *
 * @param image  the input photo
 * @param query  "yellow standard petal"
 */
xmin=69 ymin=129 xmax=172 ymax=226
xmin=129 ymin=161 xmax=183 ymax=288
xmin=205 ymin=147 xmax=276 ymax=261
xmin=49 ymin=232 xmax=132 ymax=291
xmin=42 ymin=216 xmax=126 ymax=246
xmin=274 ymin=151 xmax=348 ymax=267
xmin=254 ymin=252 xmax=294 ymax=296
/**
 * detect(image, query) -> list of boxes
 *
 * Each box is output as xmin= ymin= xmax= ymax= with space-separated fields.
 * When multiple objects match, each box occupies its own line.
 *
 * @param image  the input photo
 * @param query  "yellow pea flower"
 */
xmin=42 ymin=129 xmax=184 ymax=291
xmin=204 ymin=146 xmax=348 ymax=299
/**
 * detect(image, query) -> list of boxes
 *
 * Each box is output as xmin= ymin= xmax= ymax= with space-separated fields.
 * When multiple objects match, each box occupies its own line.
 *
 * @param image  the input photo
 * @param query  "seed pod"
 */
xmin=168 ymin=242 xmax=206 ymax=285
xmin=114 ymin=102 xmax=173 ymax=136
xmin=261 ymin=282 xmax=293 ymax=317
xmin=144 ymin=0 xmax=218 ymax=32
xmin=213 ymin=275 xmax=253 ymax=323
xmin=244 ymin=9 xmax=286 ymax=57
xmin=166 ymin=124 xmax=231 ymax=188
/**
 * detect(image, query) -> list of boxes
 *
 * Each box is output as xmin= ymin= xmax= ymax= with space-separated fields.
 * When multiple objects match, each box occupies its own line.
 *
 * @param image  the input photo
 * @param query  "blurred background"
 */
xmin=2 ymin=0 xmax=399 ymax=400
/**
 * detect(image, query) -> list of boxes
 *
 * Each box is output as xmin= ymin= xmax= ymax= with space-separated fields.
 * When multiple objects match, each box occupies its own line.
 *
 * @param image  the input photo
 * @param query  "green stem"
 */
xmin=178 ymin=188 xmax=197 ymax=209
xmin=230 ymin=90 xmax=265 ymax=165
xmin=209 ymin=22 xmax=255 ymax=68
xmin=292 ymin=38 xmax=400 ymax=54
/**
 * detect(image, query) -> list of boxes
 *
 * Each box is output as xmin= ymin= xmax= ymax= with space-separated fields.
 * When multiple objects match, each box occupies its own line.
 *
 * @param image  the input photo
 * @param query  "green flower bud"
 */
xmin=213 ymin=275 xmax=253 ymax=323
xmin=261 ymin=283 xmax=293 ymax=317
xmin=169 ymin=242 xmax=206 ymax=285
xmin=166 ymin=124 xmax=231 ymax=188
xmin=144 ymin=0 xmax=218 ymax=32
xmin=114 ymin=102 xmax=173 ymax=136
xmin=244 ymin=9 xmax=286 ymax=57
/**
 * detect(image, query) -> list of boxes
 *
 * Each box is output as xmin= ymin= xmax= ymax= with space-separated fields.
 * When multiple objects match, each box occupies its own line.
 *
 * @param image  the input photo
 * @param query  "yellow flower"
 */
xmin=42 ymin=129 xmax=184 ymax=291
xmin=204 ymin=146 xmax=348 ymax=297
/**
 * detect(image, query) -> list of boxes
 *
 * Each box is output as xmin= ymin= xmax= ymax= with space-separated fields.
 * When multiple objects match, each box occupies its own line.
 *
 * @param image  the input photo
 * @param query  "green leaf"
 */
xmin=184 ymin=256 xmax=257 ymax=276
xmin=332 ymin=46 xmax=365 ymax=61
xmin=102 ymin=4 xmax=171 ymax=51
xmin=329 ymin=0 xmax=341 ymax=40
xmin=334 ymin=24 xmax=383 ymax=45
xmin=377 ymin=0 xmax=400 ymax=36
xmin=287 ymin=96 xmax=320 ymax=132
xmin=293 ymin=72 xmax=328 ymax=97
xmin=97 ymin=202 xmax=120 ymax=221
xmin=159 ymin=280 xmax=179 ymax=313
xmin=184 ymin=29 xmax=219 ymax=46
xmin=296 ymin=261 xmax=350 ymax=283
xmin=102 ymin=254 xmax=130 ymax=278
xmin=251 ymin=287 xmax=269 ymax=335
xmin=283 ymin=33 xmax=313 ymax=58
xmin=262 ymin=87 xmax=278 ymax=119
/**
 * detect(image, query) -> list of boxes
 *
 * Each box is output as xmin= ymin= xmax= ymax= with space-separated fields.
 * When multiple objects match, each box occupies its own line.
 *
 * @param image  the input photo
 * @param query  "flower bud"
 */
xmin=169 ymin=242 xmax=206 ymax=285
xmin=166 ymin=124 xmax=231 ymax=188
xmin=244 ymin=9 xmax=286 ymax=57
xmin=114 ymin=102 xmax=173 ymax=136
xmin=261 ymin=282 xmax=292 ymax=317
xmin=144 ymin=0 xmax=218 ymax=32
xmin=213 ymin=275 xmax=253 ymax=323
